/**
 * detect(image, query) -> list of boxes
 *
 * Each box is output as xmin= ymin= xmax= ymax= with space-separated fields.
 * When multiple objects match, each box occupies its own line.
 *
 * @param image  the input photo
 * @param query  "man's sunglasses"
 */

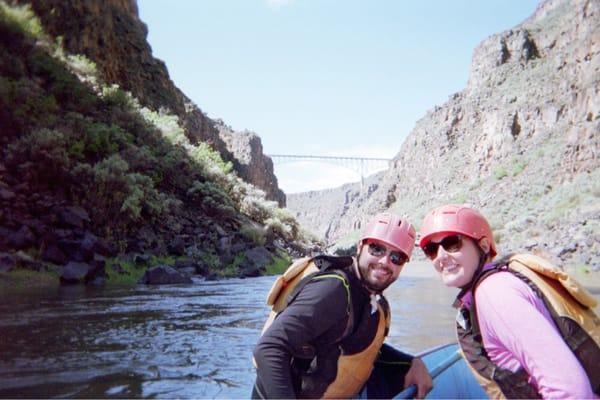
xmin=422 ymin=234 xmax=464 ymax=260
xmin=367 ymin=242 xmax=408 ymax=267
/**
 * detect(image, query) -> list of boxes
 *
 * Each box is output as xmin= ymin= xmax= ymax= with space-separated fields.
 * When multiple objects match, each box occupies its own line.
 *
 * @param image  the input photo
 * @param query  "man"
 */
xmin=252 ymin=212 xmax=433 ymax=399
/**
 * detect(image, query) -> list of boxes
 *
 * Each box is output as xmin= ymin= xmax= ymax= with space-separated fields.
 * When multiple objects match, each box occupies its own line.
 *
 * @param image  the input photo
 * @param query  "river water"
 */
xmin=0 ymin=266 xmax=598 ymax=399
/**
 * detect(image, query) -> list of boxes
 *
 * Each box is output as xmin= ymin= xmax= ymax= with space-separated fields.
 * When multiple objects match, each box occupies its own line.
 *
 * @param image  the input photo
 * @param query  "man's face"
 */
xmin=356 ymin=240 xmax=407 ymax=292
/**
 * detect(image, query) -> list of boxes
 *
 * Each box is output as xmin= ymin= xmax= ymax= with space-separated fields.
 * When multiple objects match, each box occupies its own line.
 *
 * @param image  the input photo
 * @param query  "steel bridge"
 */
xmin=267 ymin=154 xmax=392 ymax=187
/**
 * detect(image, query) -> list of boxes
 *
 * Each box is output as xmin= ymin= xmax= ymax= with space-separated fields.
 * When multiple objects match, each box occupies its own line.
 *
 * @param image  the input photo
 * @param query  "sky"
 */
xmin=137 ymin=0 xmax=540 ymax=193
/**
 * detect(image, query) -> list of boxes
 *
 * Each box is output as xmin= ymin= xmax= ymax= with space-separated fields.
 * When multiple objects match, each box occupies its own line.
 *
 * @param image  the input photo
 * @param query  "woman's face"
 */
xmin=425 ymin=233 xmax=482 ymax=288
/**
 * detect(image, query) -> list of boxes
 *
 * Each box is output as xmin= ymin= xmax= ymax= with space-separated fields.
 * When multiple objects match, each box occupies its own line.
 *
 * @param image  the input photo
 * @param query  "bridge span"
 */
xmin=267 ymin=154 xmax=393 ymax=188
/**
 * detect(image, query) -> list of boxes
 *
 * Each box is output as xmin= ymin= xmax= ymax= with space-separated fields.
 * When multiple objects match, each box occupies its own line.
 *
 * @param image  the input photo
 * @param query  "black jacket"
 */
xmin=252 ymin=257 xmax=412 ymax=399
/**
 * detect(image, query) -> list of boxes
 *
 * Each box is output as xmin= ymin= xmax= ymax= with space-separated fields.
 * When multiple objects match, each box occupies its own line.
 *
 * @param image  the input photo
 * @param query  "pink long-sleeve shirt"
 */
xmin=460 ymin=270 xmax=597 ymax=399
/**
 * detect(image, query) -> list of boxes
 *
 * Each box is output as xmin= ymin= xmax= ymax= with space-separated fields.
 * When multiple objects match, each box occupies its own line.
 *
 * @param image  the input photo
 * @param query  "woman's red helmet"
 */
xmin=419 ymin=204 xmax=497 ymax=258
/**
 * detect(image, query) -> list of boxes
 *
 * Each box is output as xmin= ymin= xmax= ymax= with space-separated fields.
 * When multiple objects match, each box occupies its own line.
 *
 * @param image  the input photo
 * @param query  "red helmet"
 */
xmin=360 ymin=213 xmax=416 ymax=259
xmin=418 ymin=204 xmax=497 ymax=258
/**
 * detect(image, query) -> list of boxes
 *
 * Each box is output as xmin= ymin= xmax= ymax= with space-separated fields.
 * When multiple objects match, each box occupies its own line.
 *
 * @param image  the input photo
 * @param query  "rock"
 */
xmin=133 ymin=253 xmax=151 ymax=266
xmin=244 ymin=246 xmax=273 ymax=270
xmin=0 ymin=252 xmax=17 ymax=272
xmin=56 ymin=206 xmax=90 ymax=229
xmin=218 ymin=236 xmax=232 ymax=254
xmin=139 ymin=265 xmax=193 ymax=285
xmin=0 ymin=187 xmax=15 ymax=200
xmin=173 ymin=259 xmax=198 ymax=276
xmin=15 ymin=251 xmax=45 ymax=271
xmin=217 ymin=123 xmax=285 ymax=206
xmin=8 ymin=225 xmax=36 ymax=249
xmin=60 ymin=261 xmax=93 ymax=284
xmin=41 ymin=244 xmax=69 ymax=265
xmin=167 ymin=235 xmax=186 ymax=256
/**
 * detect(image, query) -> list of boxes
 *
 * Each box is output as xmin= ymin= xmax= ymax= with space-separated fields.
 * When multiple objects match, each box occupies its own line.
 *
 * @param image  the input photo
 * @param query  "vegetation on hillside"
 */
xmin=0 ymin=2 xmax=315 ymax=282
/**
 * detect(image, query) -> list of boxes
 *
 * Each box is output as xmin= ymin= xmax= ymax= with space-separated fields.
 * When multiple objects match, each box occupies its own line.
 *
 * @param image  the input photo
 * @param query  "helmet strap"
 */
xmin=459 ymin=245 xmax=489 ymax=292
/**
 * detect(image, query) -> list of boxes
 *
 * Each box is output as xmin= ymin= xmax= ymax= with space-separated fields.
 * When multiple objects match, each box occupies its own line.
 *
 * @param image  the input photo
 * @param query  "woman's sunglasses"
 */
xmin=422 ymin=234 xmax=464 ymax=260
xmin=367 ymin=242 xmax=408 ymax=267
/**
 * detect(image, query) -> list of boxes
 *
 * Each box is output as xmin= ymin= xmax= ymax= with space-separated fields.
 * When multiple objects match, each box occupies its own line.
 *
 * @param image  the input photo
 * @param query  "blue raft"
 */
xmin=395 ymin=342 xmax=488 ymax=399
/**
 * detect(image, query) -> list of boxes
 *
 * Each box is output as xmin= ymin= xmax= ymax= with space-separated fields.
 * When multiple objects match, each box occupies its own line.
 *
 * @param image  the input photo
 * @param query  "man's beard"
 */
xmin=357 ymin=262 xmax=395 ymax=293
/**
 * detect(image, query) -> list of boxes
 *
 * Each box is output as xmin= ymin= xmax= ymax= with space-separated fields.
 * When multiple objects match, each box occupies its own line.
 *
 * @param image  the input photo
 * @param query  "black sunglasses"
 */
xmin=422 ymin=235 xmax=464 ymax=260
xmin=367 ymin=242 xmax=408 ymax=267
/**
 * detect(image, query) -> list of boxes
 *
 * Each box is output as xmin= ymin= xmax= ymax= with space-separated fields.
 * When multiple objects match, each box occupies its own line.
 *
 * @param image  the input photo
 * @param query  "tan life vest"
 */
xmin=457 ymin=253 xmax=600 ymax=399
xmin=256 ymin=255 xmax=391 ymax=399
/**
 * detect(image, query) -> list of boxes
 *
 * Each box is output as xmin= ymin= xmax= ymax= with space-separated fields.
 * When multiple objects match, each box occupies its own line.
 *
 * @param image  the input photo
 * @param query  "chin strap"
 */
xmin=457 ymin=250 xmax=489 ymax=296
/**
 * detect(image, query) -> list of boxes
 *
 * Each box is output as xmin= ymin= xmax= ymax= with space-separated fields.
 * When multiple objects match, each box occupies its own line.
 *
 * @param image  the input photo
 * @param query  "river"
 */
xmin=0 ymin=264 xmax=598 ymax=398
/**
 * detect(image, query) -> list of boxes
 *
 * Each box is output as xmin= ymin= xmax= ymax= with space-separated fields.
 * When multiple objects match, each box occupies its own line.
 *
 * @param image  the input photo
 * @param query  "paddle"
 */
xmin=395 ymin=349 xmax=462 ymax=399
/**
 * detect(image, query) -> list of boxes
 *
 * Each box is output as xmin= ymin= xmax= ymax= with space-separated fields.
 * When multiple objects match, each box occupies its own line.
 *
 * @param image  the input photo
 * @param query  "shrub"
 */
xmin=101 ymin=84 xmax=134 ymax=110
xmin=187 ymin=180 xmax=237 ymax=218
xmin=0 ymin=77 xmax=59 ymax=129
xmin=190 ymin=142 xmax=233 ymax=175
xmin=0 ymin=2 xmax=43 ymax=39
xmin=220 ymin=253 xmax=246 ymax=277
xmin=264 ymin=251 xmax=292 ymax=276
xmin=200 ymin=251 xmax=220 ymax=270
xmin=27 ymin=49 xmax=98 ymax=113
xmin=511 ymin=160 xmax=528 ymax=177
xmin=493 ymin=167 xmax=508 ymax=180
xmin=240 ymin=225 xmax=267 ymax=246
xmin=66 ymin=54 xmax=97 ymax=78
xmin=5 ymin=128 xmax=71 ymax=184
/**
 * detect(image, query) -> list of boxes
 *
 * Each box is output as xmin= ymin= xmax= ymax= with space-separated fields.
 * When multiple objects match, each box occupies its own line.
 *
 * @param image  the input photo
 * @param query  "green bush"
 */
xmin=493 ymin=167 xmax=508 ymax=180
xmin=220 ymin=253 xmax=246 ymax=277
xmin=200 ymin=251 xmax=221 ymax=270
xmin=5 ymin=128 xmax=71 ymax=183
xmin=27 ymin=49 xmax=98 ymax=113
xmin=511 ymin=160 xmax=528 ymax=176
xmin=66 ymin=54 xmax=97 ymax=77
xmin=0 ymin=77 xmax=59 ymax=128
xmin=0 ymin=2 xmax=43 ymax=39
xmin=187 ymin=180 xmax=236 ymax=218
xmin=101 ymin=84 xmax=134 ymax=110
xmin=190 ymin=142 xmax=233 ymax=175
xmin=240 ymin=225 xmax=267 ymax=246
xmin=265 ymin=251 xmax=292 ymax=275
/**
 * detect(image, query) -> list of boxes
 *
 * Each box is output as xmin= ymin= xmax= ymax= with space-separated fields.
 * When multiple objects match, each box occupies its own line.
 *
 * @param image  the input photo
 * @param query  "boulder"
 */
xmin=138 ymin=265 xmax=193 ymax=285
xmin=56 ymin=206 xmax=90 ymax=229
xmin=241 ymin=246 xmax=274 ymax=276
xmin=41 ymin=244 xmax=69 ymax=265
xmin=0 ymin=252 xmax=17 ymax=272
xmin=59 ymin=261 xmax=93 ymax=284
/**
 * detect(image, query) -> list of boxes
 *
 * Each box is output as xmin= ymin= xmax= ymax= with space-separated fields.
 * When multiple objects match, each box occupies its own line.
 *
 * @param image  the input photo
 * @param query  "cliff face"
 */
xmin=216 ymin=121 xmax=285 ymax=206
xmin=288 ymin=0 xmax=600 ymax=268
xmin=14 ymin=0 xmax=284 ymax=204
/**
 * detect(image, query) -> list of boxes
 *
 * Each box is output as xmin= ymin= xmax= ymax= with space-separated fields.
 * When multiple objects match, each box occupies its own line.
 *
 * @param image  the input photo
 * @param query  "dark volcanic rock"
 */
xmin=139 ymin=265 xmax=193 ymax=285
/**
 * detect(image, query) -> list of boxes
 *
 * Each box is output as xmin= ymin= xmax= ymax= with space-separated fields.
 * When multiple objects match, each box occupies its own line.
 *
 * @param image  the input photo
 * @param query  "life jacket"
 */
xmin=258 ymin=255 xmax=391 ymax=399
xmin=456 ymin=253 xmax=600 ymax=399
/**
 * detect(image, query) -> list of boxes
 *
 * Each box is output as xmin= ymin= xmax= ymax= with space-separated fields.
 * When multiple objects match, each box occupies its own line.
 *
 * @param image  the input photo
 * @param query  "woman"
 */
xmin=418 ymin=204 xmax=599 ymax=399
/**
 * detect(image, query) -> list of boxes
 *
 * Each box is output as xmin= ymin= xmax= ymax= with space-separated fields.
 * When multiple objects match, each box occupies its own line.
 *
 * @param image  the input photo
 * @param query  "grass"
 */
xmin=105 ymin=259 xmax=146 ymax=285
xmin=105 ymin=255 xmax=193 ymax=285
xmin=0 ymin=268 xmax=59 ymax=293
xmin=265 ymin=250 xmax=292 ymax=275
xmin=219 ymin=253 xmax=246 ymax=277
xmin=493 ymin=167 xmax=508 ymax=180
xmin=511 ymin=160 xmax=528 ymax=177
